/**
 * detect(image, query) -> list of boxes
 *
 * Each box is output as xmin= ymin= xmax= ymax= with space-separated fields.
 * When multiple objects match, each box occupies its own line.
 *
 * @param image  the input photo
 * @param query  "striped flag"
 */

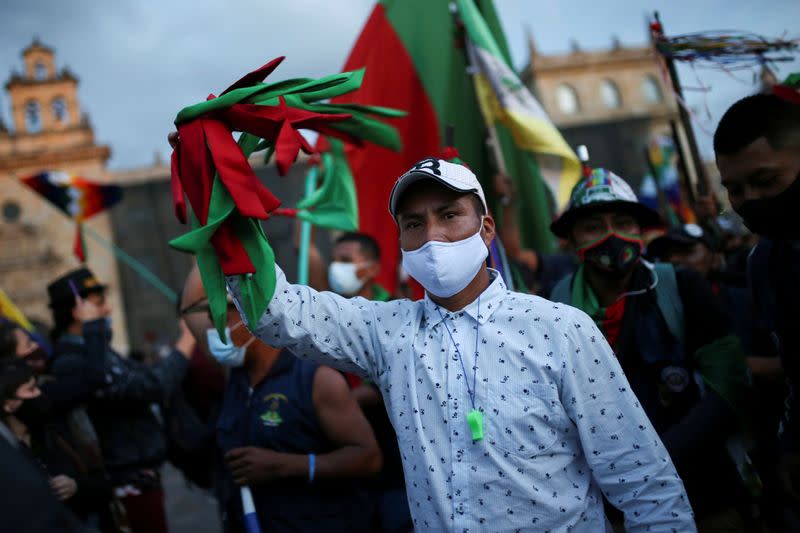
xmin=21 ymin=171 xmax=122 ymax=261
xmin=457 ymin=0 xmax=580 ymax=237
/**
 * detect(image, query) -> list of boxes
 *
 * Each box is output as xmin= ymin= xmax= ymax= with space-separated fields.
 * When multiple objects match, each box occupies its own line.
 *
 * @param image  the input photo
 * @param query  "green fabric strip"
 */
xmin=569 ymin=263 xmax=604 ymax=326
xmin=693 ymin=334 xmax=750 ymax=420
xmin=371 ymin=284 xmax=391 ymax=302
xmin=296 ymin=138 xmax=359 ymax=232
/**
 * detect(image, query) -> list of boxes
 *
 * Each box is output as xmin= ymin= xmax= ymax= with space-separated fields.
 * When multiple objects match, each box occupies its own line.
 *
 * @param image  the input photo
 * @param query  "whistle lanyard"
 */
xmin=438 ymin=296 xmax=484 ymax=441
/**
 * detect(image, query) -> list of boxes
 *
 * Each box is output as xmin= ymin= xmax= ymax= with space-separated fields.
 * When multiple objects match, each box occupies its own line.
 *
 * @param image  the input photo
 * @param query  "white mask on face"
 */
xmin=205 ymin=322 xmax=254 ymax=368
xmin=328 ymin=262 xmax=367 ymax=296
xmin=401 ymin=222 xmax=488 ymax=298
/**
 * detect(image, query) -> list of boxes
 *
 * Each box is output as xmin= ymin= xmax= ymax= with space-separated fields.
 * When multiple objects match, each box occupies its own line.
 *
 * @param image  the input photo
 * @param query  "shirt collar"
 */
xmin=423 ymin=269 xmax=507 ymax=327
xmin=230 ymin=349 xmax=296 ymax=391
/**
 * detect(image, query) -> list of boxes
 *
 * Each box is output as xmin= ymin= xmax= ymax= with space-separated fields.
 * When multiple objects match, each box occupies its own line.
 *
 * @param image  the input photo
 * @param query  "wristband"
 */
xmin=308 ymin=453 xmax=316 ymax=483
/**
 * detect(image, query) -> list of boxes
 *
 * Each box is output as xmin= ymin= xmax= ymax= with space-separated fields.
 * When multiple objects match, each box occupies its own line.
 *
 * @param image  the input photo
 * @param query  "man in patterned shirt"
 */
xmin=228 ymin=158 xmax=695 ymax=532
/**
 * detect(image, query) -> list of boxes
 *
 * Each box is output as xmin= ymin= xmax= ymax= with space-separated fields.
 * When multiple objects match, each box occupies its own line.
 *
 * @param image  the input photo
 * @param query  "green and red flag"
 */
xmin=324 ymin=0 xmax=578 ymax=293
xmin=20 ymin=170 xmax=122 ymax=262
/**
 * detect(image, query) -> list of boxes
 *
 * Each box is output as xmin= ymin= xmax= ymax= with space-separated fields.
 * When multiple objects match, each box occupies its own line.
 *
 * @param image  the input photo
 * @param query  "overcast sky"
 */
xmin=1 ymin=0 xmax=798 ymax=170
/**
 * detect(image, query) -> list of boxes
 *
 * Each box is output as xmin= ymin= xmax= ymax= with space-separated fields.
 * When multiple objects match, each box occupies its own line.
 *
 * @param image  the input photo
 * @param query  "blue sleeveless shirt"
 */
xmin=216 ymin=350 xmax=370 ymax=532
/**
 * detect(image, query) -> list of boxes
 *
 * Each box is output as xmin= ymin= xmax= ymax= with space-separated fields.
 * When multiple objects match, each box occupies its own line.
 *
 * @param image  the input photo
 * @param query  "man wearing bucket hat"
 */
xmin=550 ymin=168 xmax=751 ymax=530
xmin=226 ymin=157 xmax=694 ymax=531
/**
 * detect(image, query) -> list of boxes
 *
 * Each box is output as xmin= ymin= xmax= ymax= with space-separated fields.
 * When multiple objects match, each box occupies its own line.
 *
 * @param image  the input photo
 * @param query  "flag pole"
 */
xmin=449 ymin=2 xmax=509 ymax=178
xmin=642 ymin=146 xmax=681 ymax=228
xmin=296 ymin=164 xmax=319 ymax=285
xmin=651 ymin=12 xmax=710 ymax=198
xmin=82 ymin=224 xmax=177 ymax=303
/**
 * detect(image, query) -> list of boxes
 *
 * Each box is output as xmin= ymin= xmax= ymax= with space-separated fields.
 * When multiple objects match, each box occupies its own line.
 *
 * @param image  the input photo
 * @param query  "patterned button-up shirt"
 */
xmin=229 ymin=267 xmax=695 ymax=532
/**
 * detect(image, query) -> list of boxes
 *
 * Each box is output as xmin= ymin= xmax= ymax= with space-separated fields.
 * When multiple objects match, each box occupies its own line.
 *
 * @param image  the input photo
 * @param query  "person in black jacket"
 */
xmin=714 ymin=90 xmax=800 ymax=529
xmin=1 ymin=318 xmax=123 ymax=531
xmin=47 ymin=267 xmax=196 ymax=533
xmin=0 ymin=358 xmax=85 ymax=533
xmin=549 ymin=168 xmax=751 ymax=531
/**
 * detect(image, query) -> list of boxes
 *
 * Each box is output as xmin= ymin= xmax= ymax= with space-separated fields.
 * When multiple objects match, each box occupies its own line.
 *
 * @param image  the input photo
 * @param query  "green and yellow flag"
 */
xmin=457 ymin=0 xmax=580 ymax=246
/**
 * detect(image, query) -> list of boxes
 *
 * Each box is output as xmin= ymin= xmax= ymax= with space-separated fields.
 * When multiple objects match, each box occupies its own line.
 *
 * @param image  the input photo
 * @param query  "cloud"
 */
xmin=1 ymin=0 xmax=798 ymax=168
xmin=0 ymin=0 xmax=372 ymax=168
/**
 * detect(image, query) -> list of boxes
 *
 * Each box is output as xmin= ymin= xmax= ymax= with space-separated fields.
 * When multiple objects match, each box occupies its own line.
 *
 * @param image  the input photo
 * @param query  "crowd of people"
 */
xmin=1 ymin=90 xmax=798 ymax=532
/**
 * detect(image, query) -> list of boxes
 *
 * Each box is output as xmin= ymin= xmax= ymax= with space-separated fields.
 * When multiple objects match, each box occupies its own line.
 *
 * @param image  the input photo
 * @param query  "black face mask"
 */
xmin=13 ymin=395 xmax=45 ymax=427
xmin=22 ymin=347 xmax=48 ymax=374
xmin=736 ymin=174 xmax=800 ymax=240
xmin=578 ymin=232 xmax=644 ymax=279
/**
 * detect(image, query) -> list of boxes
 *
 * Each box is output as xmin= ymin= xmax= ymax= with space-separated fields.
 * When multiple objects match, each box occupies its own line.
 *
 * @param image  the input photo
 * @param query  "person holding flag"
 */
xmin=224 ymin=157 xmax=695 ymax=531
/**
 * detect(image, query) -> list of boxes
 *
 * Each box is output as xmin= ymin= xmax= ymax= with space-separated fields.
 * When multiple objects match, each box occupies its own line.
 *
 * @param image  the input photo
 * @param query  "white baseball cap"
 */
xmin=388 ymin=158 xmax=488 ymax=220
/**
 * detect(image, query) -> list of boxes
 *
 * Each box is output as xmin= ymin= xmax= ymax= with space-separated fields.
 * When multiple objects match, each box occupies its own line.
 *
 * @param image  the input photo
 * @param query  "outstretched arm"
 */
xmin=228 ymin=264 xmax=405 ymax=380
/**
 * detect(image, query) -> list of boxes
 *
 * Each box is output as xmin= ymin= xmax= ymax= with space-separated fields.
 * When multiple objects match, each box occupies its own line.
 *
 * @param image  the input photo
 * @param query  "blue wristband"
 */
xmin=308 ymin=453 xmax=316 ymax=483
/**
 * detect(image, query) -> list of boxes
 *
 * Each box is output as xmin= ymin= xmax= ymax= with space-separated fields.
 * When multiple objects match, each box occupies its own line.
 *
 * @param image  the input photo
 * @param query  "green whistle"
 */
xmin=467 ymin=409 xmax=484 ymax=441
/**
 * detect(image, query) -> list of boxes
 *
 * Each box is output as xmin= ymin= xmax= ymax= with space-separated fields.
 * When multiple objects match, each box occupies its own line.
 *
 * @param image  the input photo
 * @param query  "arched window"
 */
xmin=35 ymin=62 xmax=47 ymax=81
xmin=600 ymin=79 xmax=622 ymax=108
xmin=25 ymin=101 xmax=41 ymax=133
xmin=642 ymin=75 xmax=663 ymax=104
xmin=52 ymin=97 xmax=67 ymax=123
xmin=555 ymin=84 xmax=580 ymax=115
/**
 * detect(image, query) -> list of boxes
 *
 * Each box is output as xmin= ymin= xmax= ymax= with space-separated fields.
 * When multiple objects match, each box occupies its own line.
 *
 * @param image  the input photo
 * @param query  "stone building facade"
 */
xmin=522 ymin=38 xmax=680 ymax=187
xmin=0 ymin=39 xmax=129 ymax=350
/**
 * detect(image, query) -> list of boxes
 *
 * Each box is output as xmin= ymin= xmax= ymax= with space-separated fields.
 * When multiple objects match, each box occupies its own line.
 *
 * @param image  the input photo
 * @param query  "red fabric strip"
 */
xmin=202 ymin=118 xmax=280 ymax=219
xmin=602 ymin=297 xmax=626 ymax=349
xmin=272 ymin=207 xmax=298 ymax=218
xmin=176 ymin=120 xmax=214 ymax=224
xmin=211 ymin=219 xmax=256 ymax=275
xmin=170 ymin=148 xmax=187 ymax=224
xmin=73 ymin=225 xmax=86 ymax=263
xmin=221 ymin=57 xmax=285 ymax=95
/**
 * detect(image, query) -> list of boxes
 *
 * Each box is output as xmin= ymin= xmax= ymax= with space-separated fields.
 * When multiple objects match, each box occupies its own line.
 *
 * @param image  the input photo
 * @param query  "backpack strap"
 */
xmin=550 ymin=273 xmax=574 ymax=305
xmin=652 ymin=263 xmax=686 ymax=347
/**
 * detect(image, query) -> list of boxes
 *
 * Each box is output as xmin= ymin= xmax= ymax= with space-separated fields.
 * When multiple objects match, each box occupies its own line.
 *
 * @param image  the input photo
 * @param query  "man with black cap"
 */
xmin=647 ymin=223 xmax=722 ymax=279
xmin=223 ymin=157 xmax=694 ymax=531
xmin=647 ymin=224 xmax=763 ymax=366
xmin=549 ymin=168 xmax=751 ymax=530
xmin=47 ymin=267 xmax=196 ymax=533
xmin=714 ymin=88 xmax=800 ymax=526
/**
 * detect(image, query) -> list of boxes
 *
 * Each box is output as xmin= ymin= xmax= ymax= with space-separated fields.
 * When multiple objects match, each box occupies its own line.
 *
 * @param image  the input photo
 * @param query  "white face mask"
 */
xmin=205 ymin=322 xmax=254 ymax=368
xmin=401 ymin=223 xmax=488 ymax=298
xmin=328 ymin=262 xmax=367 ymax=296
